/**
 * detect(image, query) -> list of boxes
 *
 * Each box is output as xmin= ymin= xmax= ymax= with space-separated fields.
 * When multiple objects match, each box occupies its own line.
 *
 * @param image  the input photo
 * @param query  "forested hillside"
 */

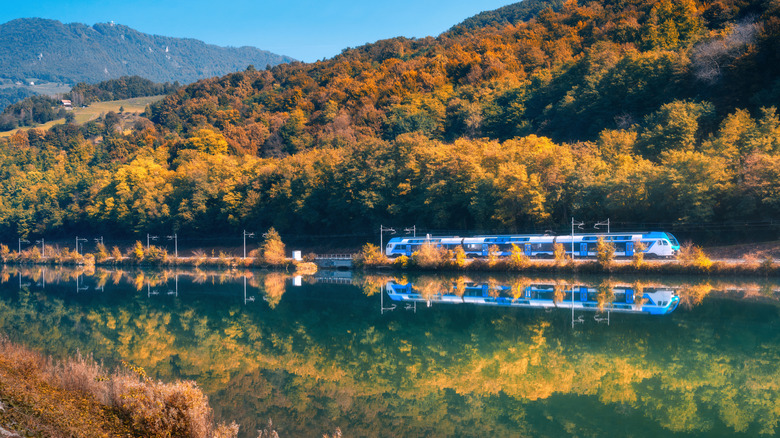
xmin=68 ymin=76 xmax=180 ymax=105
xmin=0 ymin=0 xmax=779 ymax=245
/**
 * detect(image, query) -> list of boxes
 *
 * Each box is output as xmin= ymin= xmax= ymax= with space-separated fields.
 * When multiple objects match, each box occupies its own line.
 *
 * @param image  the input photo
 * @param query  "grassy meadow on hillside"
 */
xmin=0 ymin=95 xmax=163 ymax=137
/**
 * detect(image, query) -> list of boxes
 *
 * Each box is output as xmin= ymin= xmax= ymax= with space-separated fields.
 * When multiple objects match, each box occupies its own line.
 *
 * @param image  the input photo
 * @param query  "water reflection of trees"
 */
xmin=632 ymin=281 xmax=648 ymax=311
xmin=2 ymin=267 xmax=780 ymax=436
xmin=679 ymin=284 xmax=714 ymax=309
xmin=262 ymin=273 xmax=286 ymax=309
xmin=596 ymin=279 xmax=615 ymax=312
xmin=5 ymin=266 xmax=780 ymax=314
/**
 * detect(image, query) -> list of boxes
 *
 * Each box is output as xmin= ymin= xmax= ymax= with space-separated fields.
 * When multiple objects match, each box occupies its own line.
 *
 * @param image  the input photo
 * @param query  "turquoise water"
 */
xmin=1 ymin=266 xmax=779 ymax=437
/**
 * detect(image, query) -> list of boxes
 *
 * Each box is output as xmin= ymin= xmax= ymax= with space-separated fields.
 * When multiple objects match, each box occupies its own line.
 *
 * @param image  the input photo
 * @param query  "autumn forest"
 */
xmin=1 ymin=0 xmax=779 ymax=245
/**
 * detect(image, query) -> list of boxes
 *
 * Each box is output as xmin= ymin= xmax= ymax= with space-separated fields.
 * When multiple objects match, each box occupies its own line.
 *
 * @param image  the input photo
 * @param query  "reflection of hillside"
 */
xmin=1 ymin=267 xmax=780 ymax=436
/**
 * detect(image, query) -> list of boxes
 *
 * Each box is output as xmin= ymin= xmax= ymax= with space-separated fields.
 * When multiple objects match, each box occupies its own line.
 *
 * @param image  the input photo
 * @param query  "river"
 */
xmin=1 ymin=266 xmax=779 ymax=437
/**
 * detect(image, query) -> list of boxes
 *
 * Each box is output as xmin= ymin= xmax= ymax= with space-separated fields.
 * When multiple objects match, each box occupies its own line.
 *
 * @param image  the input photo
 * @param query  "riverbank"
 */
xmin=352 ymin=243 xmax=780 ymax=277
xmin=5 ymin=239 xmax=780 ymax=278
xmin=0 ymin=241 xmax=319 ymax=274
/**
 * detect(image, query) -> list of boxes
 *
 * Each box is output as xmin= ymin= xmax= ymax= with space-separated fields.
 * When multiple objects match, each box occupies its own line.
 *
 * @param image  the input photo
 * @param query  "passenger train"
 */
xmin=385 ymin=231 xmax=680 ymax=259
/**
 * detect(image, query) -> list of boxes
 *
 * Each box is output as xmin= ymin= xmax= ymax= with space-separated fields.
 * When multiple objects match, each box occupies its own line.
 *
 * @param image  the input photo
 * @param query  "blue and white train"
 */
xmin=385 ymin=231 xmax=680 ymax=259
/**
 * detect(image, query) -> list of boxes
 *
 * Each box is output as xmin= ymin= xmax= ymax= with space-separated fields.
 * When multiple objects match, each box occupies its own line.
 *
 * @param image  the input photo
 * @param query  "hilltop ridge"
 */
xmin=0 ymin=17 xmax=295 ymax=109
xmin=0 ymin=18 xmax=295 ymax=84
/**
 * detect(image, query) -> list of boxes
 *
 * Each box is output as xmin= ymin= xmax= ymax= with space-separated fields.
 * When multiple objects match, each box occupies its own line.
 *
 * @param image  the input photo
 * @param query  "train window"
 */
xmin=583 ymin=236 xmax=597 ymax=241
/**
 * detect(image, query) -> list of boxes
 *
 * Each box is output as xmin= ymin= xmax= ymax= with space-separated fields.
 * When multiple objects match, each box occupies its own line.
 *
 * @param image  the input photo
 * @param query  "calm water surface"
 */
xmin=1 ymin=266 xmax=779 ymax=437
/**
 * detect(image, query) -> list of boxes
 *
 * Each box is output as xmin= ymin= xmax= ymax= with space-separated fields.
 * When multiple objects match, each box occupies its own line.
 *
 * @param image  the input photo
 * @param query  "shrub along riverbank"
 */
xmin=353 ymin=240 xmax=780 ymax=277
xmin=0 ymin=228 xmax=318 ymax=274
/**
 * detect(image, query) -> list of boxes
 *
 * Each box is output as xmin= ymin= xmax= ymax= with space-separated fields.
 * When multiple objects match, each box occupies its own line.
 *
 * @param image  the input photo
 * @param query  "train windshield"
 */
xmin=665 ymin=233 xmax=680 ymax=247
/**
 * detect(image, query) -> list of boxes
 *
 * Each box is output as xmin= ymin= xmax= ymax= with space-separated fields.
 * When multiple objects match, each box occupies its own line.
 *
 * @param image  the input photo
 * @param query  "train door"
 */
xmin=626 ymin=242 xmax=634 ymax=257
xmin=626 ymin=288 xmax=634 ymax=304
xmin=481 ymin=284 xmax=489 ymax=297
xmin=482 ymin=244 xmax=489 ymax=257
xmin=579 ymin=243 xmax=588 ymax=257
xmin=524 ymin=243 xmax=532 ymax=256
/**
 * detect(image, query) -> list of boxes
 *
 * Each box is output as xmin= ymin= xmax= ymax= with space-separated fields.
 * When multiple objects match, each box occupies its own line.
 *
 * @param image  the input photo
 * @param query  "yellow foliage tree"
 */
xmin=632 ymin=240 xmax=646 ymax=268
xmin=509 ymin=243 xmax=529 ymax=269
xmin=453 ymin=245 xmax=467 ymax=268
xmin=185 ymin=128 xmax=229 ymax=155
xmin=131 ymin=241 xmax=145 ymax=263
xmin=411 ymin=242 xmax=446 ymax=269
xmin=596 ymin=237 xmax=615 ymax=268
xmin=355 ymin=243 xmax=388 ymax=267
xmin=261 ymin=227 xmax=286 ymax=266
xmin=554 ymin=242 xmax=567 ymax=265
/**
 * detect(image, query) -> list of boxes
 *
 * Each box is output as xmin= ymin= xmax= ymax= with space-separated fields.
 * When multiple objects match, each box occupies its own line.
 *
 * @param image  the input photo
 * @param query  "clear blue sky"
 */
xmin=0 ymin=0 xmax=516 ymax=62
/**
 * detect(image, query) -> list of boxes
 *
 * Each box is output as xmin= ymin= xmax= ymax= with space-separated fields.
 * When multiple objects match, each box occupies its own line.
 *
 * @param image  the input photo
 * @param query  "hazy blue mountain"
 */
xmin=0 ymin=18 xmax=295 ymax=85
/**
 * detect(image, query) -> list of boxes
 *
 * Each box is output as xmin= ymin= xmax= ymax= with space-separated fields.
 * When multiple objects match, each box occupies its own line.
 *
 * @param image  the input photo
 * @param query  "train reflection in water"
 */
xmin=384 ymin=281 xmax=680 ymax=316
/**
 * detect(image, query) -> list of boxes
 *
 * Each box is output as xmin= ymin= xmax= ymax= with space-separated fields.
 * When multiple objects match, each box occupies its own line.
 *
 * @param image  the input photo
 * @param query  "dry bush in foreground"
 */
xmin=44 ymin=345 xmax=240 ymax=438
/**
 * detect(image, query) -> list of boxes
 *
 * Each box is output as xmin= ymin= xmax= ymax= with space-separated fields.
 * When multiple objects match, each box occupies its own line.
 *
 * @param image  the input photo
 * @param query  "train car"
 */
xmin=385 ymin=231 xmax=680 ymax=259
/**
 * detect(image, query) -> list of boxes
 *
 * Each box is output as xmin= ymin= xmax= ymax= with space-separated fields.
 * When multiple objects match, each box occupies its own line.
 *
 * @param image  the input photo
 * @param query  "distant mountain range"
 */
xmin=0 ymin=18 xmax=295 ymax=85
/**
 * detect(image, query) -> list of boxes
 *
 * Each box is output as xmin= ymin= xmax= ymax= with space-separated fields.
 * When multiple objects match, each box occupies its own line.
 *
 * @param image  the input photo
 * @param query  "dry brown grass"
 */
xmin=0 ymin=337 xmax=131 ymax=437
xmin=0 ymin=336 xmax=241 ymax=438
